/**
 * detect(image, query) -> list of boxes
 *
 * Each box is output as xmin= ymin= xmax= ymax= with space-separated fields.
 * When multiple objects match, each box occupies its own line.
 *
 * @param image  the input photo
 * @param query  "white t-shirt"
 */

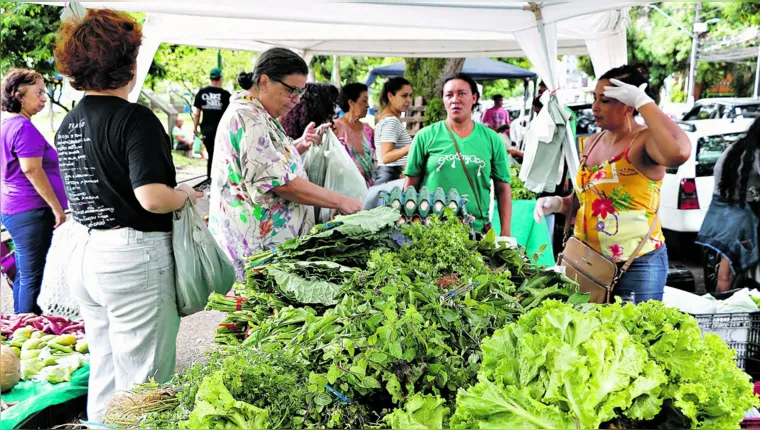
xmin=374 ymin=116 xmax=411 ymax=167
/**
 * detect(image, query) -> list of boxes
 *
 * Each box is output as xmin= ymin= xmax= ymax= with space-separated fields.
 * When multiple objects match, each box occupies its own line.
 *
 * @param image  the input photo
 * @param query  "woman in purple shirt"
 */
xmin=1 ymin=69 xmax=68 ymax=314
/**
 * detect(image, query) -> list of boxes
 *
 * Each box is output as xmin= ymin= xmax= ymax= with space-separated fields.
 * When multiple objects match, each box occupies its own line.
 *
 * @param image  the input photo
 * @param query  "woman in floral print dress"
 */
xmin=534 ymin=65 xmax=691 ymax=303
xmin=208 ymin=48 xmax=363 ymax=280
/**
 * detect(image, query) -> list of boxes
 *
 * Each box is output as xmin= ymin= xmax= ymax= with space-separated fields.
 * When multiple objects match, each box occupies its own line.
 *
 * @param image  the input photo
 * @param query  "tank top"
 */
xmin=573 ymin=131 xmax=665 ymax=262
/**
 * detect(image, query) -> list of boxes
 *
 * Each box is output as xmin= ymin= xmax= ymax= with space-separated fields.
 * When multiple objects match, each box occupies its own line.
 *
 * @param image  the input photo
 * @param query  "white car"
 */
xmin=682 ymin=98 xmax=760 ymax=121
xmin=660 ymin=119 xmax=753 ymax=234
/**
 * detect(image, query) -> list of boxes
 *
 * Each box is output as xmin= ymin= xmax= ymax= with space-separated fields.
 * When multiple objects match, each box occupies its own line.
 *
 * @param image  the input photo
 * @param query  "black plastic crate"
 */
xmin=694 ymin=312 xmax=760 ymax=378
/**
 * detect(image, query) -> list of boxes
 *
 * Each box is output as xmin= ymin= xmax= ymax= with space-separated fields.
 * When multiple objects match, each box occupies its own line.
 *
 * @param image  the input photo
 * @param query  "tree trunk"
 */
xmin=332 ymin=55 xmax=341 ymax=87
xmin=404 ymin=58 xmax=466 ymax=128
xmin=434 ymin=58 xmax=466 ymax=95
xmin=46 ymin=94 xmax=70 ymax=113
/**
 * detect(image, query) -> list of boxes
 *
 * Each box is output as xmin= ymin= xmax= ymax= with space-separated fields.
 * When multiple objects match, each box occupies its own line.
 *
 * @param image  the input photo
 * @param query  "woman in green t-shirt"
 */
xmin=404 ymin=73 xmax=512 ymax=235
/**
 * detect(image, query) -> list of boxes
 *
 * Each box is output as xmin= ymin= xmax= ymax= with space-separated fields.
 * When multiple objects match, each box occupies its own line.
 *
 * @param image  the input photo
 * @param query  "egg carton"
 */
xmin=378 ymin=186 xmax=472 ymax=226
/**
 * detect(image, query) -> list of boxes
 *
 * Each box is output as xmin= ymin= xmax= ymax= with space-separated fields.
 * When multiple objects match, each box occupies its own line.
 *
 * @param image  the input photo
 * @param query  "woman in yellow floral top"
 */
xmin=534 ymin=65 xmax=691 ymax=303
xmin=208 ymin=48 xmax=363 ymax=280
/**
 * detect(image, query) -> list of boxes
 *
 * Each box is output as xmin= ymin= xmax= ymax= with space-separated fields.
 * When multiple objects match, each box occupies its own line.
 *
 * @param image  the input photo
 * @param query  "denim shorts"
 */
xmin=613 ymin=245 xmax=668 ymax=303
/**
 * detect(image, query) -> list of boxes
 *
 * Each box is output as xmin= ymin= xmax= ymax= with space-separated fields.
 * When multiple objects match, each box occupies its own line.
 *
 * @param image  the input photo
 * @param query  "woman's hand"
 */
xmin=534 ymin=196 xmax=564 ymax=223
xmin=176 ymin=184 xmax=203 ymax=206
xmin=337 ymin=196 xmax=363 ymax=215
xmin=295 ymin=122 xmax=332 ymax=154
xmin=53 ymin=207 xmax=67 ymax=229
xmin=603 ymin=79 xmax=654 ymax=110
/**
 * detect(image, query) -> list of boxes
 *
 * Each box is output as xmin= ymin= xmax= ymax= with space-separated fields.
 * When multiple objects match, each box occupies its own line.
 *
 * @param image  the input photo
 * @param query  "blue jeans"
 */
xmin=375 ymin=165 xmax=403 ymax=186
xmin=1 ymin=208 xmax=55 ymax=314
xmin=614 ymin=244 xmax=668 ymax=303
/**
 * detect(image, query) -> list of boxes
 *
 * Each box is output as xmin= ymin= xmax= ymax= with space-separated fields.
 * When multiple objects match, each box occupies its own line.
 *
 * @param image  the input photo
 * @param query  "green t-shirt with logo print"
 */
xmin=404 ymin=120 xmax=511 ymax=232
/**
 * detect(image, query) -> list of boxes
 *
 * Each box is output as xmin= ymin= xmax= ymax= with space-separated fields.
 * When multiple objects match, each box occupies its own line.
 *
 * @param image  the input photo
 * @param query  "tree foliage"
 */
xmin=481 ymin=57 xmax=534 ymax=101
xmin=404 ymin=58 xmax=467 ymax=125
xmin=627 ymin=2 xmax=760 ymax=100
xmin=146 ymin=44 xmax=255 ymax=102
xmin=0 ymin=2 xmax=69 ymax=110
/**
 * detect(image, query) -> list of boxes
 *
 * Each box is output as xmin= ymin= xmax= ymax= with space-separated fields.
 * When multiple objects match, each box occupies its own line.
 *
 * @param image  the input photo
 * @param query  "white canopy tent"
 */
xmin=46 ymin=0 xmax=640 ymax=184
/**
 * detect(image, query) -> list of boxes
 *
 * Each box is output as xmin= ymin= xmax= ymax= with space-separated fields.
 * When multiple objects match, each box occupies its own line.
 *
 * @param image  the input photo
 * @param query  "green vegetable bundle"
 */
xmin=235 ymin=215 xmax=582 ymax=427
xmin=510 ymin=165 xmax=537 ymax=200
xmin=449 ymin=300 xmax=758 ymax=429
xmin=125 ymin=347 xmax=368 ymax=429
xmin=276 ymin=206 xmax=402 ymax=267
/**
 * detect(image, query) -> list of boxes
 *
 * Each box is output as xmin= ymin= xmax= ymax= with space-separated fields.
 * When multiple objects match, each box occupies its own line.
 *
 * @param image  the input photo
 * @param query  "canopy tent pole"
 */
xmin=754 ymin=45 xmax=760 ymax=99
xmin=128 ymin=14 xmax=162 ymax=102
xmin=528 ymin=2 xmax=579 ymax=190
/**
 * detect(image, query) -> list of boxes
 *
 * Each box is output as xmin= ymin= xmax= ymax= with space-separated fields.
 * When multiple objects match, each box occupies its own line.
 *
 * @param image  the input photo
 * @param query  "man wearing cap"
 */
xmin=193 ymin=68 xmax=231 ymax=179
xmin=482 ymin=94 xmax=510 ymax=132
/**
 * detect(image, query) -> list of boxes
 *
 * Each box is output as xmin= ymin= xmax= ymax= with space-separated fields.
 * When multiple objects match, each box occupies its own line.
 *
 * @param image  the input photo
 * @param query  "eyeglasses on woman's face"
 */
xmin=272 ymin=78 xmax=307 ymax=99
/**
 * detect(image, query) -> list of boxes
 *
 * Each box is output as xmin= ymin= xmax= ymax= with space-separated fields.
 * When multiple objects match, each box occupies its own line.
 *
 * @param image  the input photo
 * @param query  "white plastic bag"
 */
xmin=38 ymin=220 xmax=83 ymax=319
xmin=319 ymin=130 xmax=369 ymax=222
xmin=662 ymin=286 xmax=718 ymax=315
xmin=715 ymin=288 xmax=760 ymax=313
xmin=172 ymin=200 xmax=235 ymax=316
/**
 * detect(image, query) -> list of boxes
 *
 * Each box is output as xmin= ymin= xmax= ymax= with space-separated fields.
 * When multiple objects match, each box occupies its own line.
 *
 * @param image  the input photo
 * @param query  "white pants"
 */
xmin=68 ymin=226 xmax=180 ymax=422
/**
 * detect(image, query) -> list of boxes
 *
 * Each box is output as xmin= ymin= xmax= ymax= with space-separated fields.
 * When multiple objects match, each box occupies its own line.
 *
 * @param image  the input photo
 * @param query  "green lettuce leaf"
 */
xmin=181 ymin=371 xmax=269 ymax=429
xmin=450 ymin=377 xmax=576 ymax=429
xmin=383 ymin=393 xmax=450 ymax=430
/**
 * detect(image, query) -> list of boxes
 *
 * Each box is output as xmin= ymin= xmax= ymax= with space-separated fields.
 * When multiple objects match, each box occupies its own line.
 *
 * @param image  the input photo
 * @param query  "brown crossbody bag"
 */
xmin=556 ymin=133 xmax=659 ymax=303
xmin=445 ymin=123 xmax=492 ymax=233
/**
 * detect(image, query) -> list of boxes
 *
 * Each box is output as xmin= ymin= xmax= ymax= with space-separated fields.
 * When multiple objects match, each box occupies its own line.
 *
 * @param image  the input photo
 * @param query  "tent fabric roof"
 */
xmin=365 ymin=58 xmax=537 ymax=85
xmin=40 ymin=1 xmax=636 ymax=58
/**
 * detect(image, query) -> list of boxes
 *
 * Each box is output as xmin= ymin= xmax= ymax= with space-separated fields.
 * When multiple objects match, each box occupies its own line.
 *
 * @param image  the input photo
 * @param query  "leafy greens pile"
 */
xmin=134 ymin=212 xmax=581 ymax=428
xmin=119 ymin=207 xmax=756 ymax=429
xmin=242 ymin=207 xmax=402 ymax=307
xmin=510 ymin=165 xmax=537 ymax=201
xmin=449 ymin=300 xmax=758 ymax=429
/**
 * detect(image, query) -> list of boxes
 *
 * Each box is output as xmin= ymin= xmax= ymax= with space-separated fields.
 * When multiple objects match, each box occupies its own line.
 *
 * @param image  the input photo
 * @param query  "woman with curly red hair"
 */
xmin=54 ymin=9 xmax=202 ymax=420
xmin=1 ymin=69 xmax=68 ymax=315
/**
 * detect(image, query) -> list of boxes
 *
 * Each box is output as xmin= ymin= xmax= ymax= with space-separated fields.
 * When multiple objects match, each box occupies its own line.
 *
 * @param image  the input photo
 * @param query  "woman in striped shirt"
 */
xmin=374 ymin=77 xmax=413 ymax=185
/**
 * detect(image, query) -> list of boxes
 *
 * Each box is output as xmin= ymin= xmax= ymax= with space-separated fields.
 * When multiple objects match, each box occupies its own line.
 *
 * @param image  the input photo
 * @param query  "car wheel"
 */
xmin=702 ymin=247 xmax=721 ymax=294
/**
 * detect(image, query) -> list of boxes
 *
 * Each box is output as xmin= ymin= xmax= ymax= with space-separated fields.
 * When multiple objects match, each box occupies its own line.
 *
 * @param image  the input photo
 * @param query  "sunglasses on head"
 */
xmin=272 ymin=78 xmax=307 ymax=99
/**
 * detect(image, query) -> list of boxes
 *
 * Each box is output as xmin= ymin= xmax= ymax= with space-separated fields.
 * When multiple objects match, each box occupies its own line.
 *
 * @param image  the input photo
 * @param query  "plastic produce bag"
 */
xmin=172 ymin=199 xmax=235 ymax=316
xmin=662 ymin=286 xmax=718 ymax=314
xmin=302 ymin=141 xmax=328 ymax=188
xmin=319 ymin=129 xmax=369 ymax=222
xmin=715 ymin=288 xmax=760 ymax=313
xmin=193 ymin=135 xmax=203 ymax=155
xmin=38 ymin=220 xmax=85 ymax=319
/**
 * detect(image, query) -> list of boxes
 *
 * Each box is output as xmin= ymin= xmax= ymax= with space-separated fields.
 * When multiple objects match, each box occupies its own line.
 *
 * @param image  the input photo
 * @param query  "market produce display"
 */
xmin=102 ymin=207 xmax=757 ymax=429
xmin=450 ymin=300 xmax=757 ymax=429
xmin=0 ymin=345 xmax=20 ymax=392
xmin=104 ymin=208 xmax=584 ymax=428
xmin=0 ymin=315 xmax=88 ymax=390
xmin=0 ymin=313 xmax=85 ymax=337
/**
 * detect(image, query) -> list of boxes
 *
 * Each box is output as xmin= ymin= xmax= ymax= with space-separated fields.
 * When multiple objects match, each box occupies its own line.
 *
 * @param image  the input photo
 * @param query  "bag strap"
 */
xmin=561 ymin=132 xmax=607 ymax=245
xmin=619 ymin=211 xmax=659 ymax=274
xmin=445 ymin=122 xmax=485 ymax=218
xmin=562 ymin=194 xmax=577 ymax=247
